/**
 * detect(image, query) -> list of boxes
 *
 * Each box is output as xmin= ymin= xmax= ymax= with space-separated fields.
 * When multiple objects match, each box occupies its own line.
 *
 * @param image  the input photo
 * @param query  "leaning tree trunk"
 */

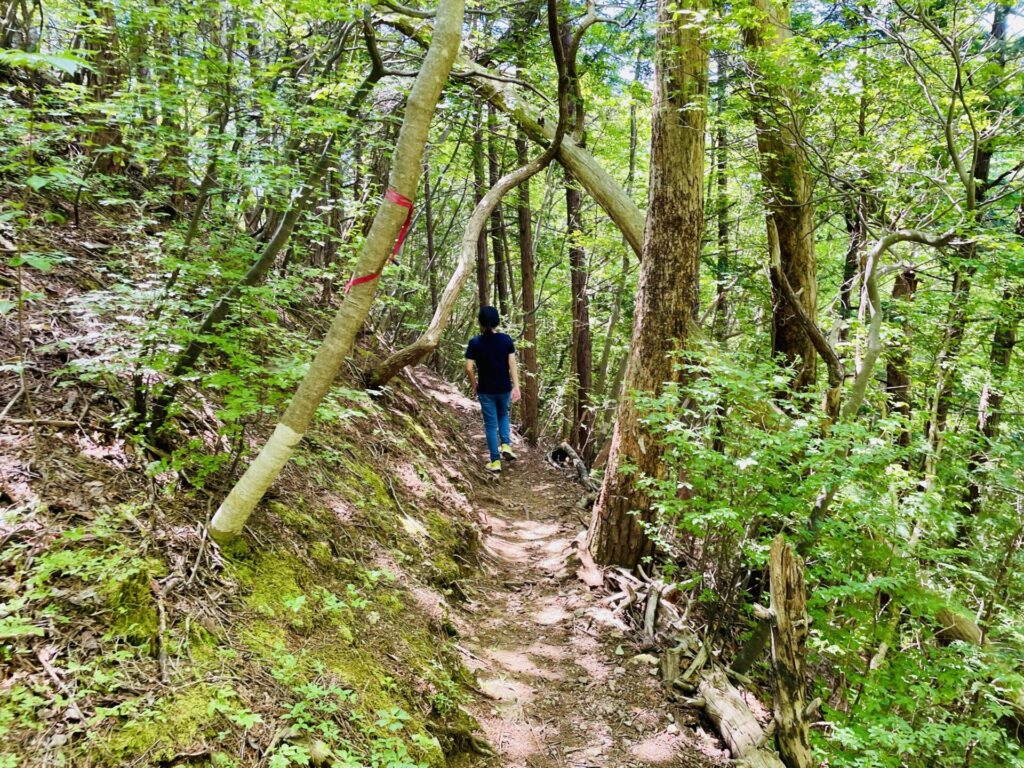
xmin=742 ymin=0 xmax=818 ymax=392
xmin=384 ymin=15 xmax=644 ymax=260
xmin=209 ymin=0 xmax=465 ymax=542
xmin=586 ymin=0 xmax=707 ymax=568
xmin=365 ymin=2 xmax=570 ymax=392
xmin=145 ymin=43 xmax=385 ymax=434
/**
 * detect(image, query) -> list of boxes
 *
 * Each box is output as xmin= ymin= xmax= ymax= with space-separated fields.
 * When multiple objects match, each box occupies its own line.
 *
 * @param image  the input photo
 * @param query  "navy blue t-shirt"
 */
xmin=465 ymin=332 xmax=516 ymax=394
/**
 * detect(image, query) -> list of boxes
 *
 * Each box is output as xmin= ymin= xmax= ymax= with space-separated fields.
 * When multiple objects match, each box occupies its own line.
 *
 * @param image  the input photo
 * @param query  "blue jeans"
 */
xmin=478 ymin=391 xmax=511 ymax=461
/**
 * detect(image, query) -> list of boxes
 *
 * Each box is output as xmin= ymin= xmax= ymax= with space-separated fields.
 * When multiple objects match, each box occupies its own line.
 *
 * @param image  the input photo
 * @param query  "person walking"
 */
xmin=465 ymin=306 xmax=521 ymax=472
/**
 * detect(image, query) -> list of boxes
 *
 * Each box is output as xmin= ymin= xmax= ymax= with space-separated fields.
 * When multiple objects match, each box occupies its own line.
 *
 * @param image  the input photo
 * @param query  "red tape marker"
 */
xmin=344 ymin=188 xmax=414 ymax=293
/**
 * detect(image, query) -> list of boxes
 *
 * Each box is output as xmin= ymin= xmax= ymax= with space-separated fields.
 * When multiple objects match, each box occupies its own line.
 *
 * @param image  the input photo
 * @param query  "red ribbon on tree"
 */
xmin=344 ymin=188 xmax=415 ymax=293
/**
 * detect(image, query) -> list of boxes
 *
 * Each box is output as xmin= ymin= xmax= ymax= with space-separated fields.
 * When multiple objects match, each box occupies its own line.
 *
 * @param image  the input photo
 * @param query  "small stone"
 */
xmin=667 ymin=724 xmax=680 ymax=736
xmin=47 ymin=733 xmax=69 ymax=748
xmin=614 ymin=666 xmax=626 ymax=676
xmin=630 ymin=653 xmax=659 ymax=665
xmin=666 ymin=712 xmax=675 ymax=723
xmin=615 ymin=645 xmax=625 ymax=656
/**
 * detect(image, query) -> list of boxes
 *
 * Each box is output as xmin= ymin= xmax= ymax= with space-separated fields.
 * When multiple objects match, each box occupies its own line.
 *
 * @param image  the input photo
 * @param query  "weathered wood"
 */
xmin=553 ymin=441 xmax=598 ymax=491
xmin=698 ymin=669 xmax=784 ymax=768
xmin=767 ymin=536 xmax=813 ymax=768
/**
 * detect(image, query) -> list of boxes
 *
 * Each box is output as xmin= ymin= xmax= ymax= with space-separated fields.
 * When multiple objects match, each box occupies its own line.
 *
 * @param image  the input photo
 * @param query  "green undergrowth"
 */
xmin=1 ymin=376 xmax=485 ymax=768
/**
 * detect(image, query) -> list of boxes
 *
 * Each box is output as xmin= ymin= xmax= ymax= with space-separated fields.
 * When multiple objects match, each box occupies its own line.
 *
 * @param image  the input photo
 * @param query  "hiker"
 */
xmin=465 ymin=306 xmax=521 ymax=473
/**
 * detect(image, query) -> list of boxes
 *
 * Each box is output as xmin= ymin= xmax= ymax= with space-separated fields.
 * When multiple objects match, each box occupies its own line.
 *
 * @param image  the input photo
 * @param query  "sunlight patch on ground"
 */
xmin=485 ymin=648 xmax=564 ymax=681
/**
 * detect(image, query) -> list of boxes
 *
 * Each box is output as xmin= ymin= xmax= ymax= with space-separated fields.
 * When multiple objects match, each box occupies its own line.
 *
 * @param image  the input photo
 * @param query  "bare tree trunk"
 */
xmin=209 ymin=0 xmax=465 ymax=542
xmin=516 ymin=125 xmax=540 ymax=444
xmin=742 ymin=0 xmax=817 ymax=392
xmin=488 ymin=103 xmax=511 ymax=317
xmin=712 ymin=51 xmax=730 ymax=343
xmin=473 ymin=101 xmax=489 ymax=308
xmin=386 ymin=16 xmax=645 ymax=259
xmin=587 ymin=0 xmax=707 ymax=567
xmin=424 ymin=161 xmax=439 ymax=313
xmin=364 ymin=1 xmax=571 ymax=393
xmin=885 ymin=268 xmax=917 ymax=450
xmin=765 ymin=537 xmax=812 ymax=768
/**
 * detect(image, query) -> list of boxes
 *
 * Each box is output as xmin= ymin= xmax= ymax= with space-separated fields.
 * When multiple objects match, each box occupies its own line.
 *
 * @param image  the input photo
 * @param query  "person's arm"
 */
xmin=465 ymin=359 xmax=477 ymax=395
xmin=509 ymin=352 xmax=521 ymax=403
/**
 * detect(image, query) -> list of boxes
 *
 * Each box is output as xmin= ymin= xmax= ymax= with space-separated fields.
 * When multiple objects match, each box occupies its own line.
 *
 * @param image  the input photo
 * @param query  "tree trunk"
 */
xmin=586 ymin=0 xmax=707 ymax=567
xmin=424 ymin=160 xmax=439 ymax=313
xmin=385 ymin=16 xmax=645 ymax=260
xmin=516 ymin=126 xmax=540 ymax=444
xmin=885 ymin=268 xmax=917 ymax=450
xmin=742 ymin=0 xmax=817 ymax=391
xmin=566 ymin=176 xmax=594 ymax=462
xmin=488 ymin=103 xmax=511 ymax=317
xmin=922 ymin=2 xmax=1006 ymax=485
xmin=712 ymin=51 xmax=730 ymax=343
xmin=697 ymin=669 xmax=785 ymax=768
xmin=209 ymin=0 xmax=465 ymax=542
xmin=473 ymin=101 xmax=489 ymax=309
xmin=766 ymin=537 xmax=812 ymax=768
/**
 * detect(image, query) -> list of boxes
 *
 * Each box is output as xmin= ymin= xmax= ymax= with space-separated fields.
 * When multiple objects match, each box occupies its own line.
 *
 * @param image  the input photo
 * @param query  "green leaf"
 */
xmin=0 ymin=49 xmax=92 ymax=74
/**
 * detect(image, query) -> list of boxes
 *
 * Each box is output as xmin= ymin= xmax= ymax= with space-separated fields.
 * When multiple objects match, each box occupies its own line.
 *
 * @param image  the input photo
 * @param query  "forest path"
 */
xmin=432 ymin=383 xmax=722 ymax=768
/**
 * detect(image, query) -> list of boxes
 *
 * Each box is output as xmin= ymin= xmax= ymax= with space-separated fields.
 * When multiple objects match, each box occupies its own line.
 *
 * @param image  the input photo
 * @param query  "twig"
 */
xmin=37 ymin=647 xmax=87 ymax=722
xmin=150 ymin=579 xmax=170 ymax=685
xmin=0 ymin=384 xmax=24 ymax=421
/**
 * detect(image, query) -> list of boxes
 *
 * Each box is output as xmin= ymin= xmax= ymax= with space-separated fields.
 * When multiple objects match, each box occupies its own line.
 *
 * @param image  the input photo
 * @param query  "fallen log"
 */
xmin=697 ymin=668 xmax=784 ymax=768
xmin=551 ymin=442 xmax=599 ymax=491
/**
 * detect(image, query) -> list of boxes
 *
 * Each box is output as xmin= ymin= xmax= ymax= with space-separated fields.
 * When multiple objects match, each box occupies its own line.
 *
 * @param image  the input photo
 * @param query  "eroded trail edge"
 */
xmin=437 ymin=388 xmax=724 ymax=768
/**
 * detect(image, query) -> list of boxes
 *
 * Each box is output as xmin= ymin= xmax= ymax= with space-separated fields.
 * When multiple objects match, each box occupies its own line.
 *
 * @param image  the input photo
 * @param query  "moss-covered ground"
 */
xmin=0 ymin=370 xmax=488 ymax=768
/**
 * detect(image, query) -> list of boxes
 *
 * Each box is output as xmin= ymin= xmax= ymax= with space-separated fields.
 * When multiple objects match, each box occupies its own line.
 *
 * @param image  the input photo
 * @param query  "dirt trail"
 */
xmin=437 ymin=390 xmax=726 ymax=768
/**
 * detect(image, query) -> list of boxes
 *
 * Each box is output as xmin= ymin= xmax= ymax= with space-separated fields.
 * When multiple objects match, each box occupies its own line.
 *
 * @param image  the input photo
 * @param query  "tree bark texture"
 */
xmin=697 ymin=668 xmax=785 ymax=768
xmin=742 ymin=0 xmax=818 ymax=391
xmin=473 ymin=101 xmax=489 ymax=309
xmin=766 ymin=536 xmax=812 ymax=768
xmin=885 ymin=268 xmax=917 ymax=450
xmin=516 ymin=128 xmax=540 ymax=444
xmin=208 ymin=0 xmax=465 ymax=542
xmin=587 ymin=0 xmax=707 ymax=567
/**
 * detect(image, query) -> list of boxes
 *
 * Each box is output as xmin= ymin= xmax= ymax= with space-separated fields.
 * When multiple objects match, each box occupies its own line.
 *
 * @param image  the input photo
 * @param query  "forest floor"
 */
xmin=432 ymin=387 xmax=726 ymax=768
